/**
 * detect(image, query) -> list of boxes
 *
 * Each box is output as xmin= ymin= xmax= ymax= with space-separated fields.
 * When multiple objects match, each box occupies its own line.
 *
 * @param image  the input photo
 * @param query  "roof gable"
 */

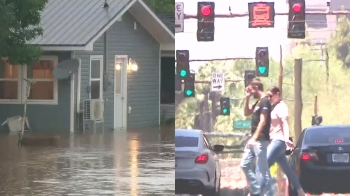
xmin=157 ymin=14 xmax=175 ymax=34
xmin=30 ymin=0 xmax=132 ymax=46
xmin=30 ymin=0 xmax=174 ymax=49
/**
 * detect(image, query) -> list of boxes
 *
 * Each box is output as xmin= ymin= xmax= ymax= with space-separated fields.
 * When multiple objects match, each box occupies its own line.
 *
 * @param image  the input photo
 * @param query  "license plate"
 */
xmin=332 ymin=153 xmax=349 ymax=163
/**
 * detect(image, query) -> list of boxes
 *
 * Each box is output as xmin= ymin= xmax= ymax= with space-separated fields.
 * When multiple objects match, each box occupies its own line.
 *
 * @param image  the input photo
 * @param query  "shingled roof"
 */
xmin=157 ymin=13 xmax=175 ymax=34
xmin=29 ymin=0 xmax=174 ymax=50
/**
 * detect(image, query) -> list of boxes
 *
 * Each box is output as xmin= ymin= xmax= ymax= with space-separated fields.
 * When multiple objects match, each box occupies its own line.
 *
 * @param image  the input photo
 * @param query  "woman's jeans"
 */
xmin=240 ymin=140 xmax=270 ymax=195
xmin=265 ymin=140 xmax=302 ymax=195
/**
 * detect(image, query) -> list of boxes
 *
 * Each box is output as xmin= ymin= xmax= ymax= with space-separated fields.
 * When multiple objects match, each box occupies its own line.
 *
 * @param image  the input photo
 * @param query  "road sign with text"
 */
xmin=211 ymin=72 xmax=224 ymax=92
xmin=175 ymin=2 xmax=184 ymax=33
xmin=233 ymin=120 xmax=251 ymax=130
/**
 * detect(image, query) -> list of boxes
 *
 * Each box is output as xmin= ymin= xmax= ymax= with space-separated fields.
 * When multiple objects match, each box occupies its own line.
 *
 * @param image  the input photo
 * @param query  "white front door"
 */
xmin=114 ymin=56 xmax=128 ymax=130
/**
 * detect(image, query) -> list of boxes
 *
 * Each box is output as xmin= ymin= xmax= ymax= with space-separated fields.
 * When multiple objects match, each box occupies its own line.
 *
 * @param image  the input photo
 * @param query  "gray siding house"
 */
xmin=0 ymin=0 xmax=174 ymax=133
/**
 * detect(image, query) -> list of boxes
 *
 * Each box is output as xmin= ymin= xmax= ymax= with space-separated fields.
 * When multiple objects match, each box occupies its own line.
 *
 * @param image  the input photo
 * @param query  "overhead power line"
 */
xmin=184 ymin=11 xmax=350 ymax=19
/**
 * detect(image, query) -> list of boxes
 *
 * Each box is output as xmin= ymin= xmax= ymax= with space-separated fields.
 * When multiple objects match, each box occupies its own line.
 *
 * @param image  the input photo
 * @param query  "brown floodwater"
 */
xmin=0 ymin=128 xmax=174 ymax=196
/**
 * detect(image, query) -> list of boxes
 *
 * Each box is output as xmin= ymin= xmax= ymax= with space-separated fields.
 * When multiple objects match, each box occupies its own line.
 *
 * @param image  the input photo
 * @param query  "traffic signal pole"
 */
xmin=294 ymin=59 xmax=303 ymax=142
xmin=184 ymin=11 xmax=350 ymax=19
xmin=278 ymin=45 xmax=283 ymax=98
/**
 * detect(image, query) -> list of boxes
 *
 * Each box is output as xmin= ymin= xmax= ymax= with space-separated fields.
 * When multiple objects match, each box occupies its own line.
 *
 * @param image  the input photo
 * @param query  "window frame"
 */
xmin=89 ymin=55 xmax=103 ymax=99
xmin=203 ymin=134 xmax=212 ymax=149
xmin=0 ymin=62 xmax=22 ymax=104
xmin=23 ymin=55 xmax=59 ymax=105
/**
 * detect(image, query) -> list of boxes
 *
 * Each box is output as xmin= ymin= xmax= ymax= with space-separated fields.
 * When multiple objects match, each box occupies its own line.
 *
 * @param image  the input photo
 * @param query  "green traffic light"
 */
xmin=180 ymin=70 xmax=187 ymax=77
xmin=258 ymin=66 xmax=266 ymax=74
xmin=222 ymin=108 xmax=228 ymax=114
xmin=186 ymin=90 xmax=193 ymax=96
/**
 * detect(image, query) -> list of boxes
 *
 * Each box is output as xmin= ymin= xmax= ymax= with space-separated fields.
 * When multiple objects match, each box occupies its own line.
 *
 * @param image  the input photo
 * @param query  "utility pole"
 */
xmin=294 ymin=59 xmax=303 ymax=141
xmin=277 ymin=45 xmax=284 ymax=196
xmin=325 ymin=48 xmax=329 ymax=83
xmin=278 ymin=45 xmax=283 ymax=98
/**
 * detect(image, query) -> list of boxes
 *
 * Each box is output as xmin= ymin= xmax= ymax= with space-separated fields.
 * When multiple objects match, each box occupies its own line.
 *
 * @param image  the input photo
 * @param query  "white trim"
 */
xmin=114 ymin=55 xmax=128 ymax=129
xmin=70 ymin=51 xmax=75 ymax=133
xmin=89 ymin=55 xmax=104 ymax=99
xmin=76 ymin=58 xmax=82 ymax=113
xmin=40 ymin=45 xmax=93 ymax=51
xmin=160 ymin=43 xmax=175 ymax=51
xmin=24 ymin=55 xmax=59 ymax=105
xmin=0 ymin=63 xmax=22 ymax=104
xmin=86 ymin=0 xmax=137 ymax=47
xmin=161 ymin=53 xmax=175 ymax=57
xmin=158 ymin=48 xmax=161 ymax=125
xmin=137 ymin=0 xmax=175 ymax=40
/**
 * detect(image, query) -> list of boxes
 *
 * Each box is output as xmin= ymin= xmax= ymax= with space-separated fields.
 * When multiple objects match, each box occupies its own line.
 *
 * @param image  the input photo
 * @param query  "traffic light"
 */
xmin=288 ymin=0 xmax=306 ymax=39
xmin=176 ymin=50 xmax=190 ymax=79
xmin=255 ymin=47 xmax=269 ymax=77
xmin=197 ymin=2 xmax=215 ymax=42
xmin=184 ymin=73 xmax=195 ymax=97
xmin=244 ymin=70 xmax=256 ymax=87
xmin=220 ymin=97 xmax=230 ymax=115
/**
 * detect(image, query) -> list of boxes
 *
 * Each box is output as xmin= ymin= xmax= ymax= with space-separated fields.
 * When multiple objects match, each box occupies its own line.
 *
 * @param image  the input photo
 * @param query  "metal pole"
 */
xmin=294 ymin=59 xmax=303 ymax=141
xmin=278 ymin=45 xmax=283 ymax=98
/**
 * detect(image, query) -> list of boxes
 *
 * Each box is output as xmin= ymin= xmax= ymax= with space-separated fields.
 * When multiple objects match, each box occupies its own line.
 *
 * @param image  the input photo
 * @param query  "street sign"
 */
xmin=175 ymin=2 xmax=184 ymax=33
xmin=211 ymin=72 xmax=224 ymax=92
xmin=248 ymin=2 xmax=275 ymax=28
xmin=233 ymin=120 xmax=251 ymax=129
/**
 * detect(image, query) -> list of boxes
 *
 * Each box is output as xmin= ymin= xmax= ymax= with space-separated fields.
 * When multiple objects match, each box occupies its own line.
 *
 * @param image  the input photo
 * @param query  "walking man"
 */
xmin=241 ymin=79 xmax=272 ymax=196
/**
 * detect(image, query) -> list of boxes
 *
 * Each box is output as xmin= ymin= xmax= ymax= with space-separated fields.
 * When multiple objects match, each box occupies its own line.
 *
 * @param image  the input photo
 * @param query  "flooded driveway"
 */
xmin=0 ymin=128 xmax=174 ymax=196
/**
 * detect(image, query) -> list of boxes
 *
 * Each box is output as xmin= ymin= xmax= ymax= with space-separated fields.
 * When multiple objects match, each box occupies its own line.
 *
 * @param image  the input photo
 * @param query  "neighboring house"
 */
xmin=0 ymin=0 xmax=175 ymax=133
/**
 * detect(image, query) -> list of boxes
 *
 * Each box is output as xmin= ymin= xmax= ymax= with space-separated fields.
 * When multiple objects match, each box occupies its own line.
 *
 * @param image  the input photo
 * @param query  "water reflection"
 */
xmin=130 ymin=139 xmax=139 ymax=196
xmin=0 ymin=128 xmax=174 ymax=196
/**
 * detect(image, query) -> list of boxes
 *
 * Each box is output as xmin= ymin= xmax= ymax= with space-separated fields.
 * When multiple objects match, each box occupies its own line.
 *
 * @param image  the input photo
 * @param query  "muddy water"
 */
xmin=0 ymin=128 xmax=174 ymax=196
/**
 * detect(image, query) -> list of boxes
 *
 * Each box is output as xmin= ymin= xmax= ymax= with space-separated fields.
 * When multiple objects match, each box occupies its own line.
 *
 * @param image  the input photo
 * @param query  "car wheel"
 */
xmin=203 ymin=174 xmax=219 ymax=196
xmin=216 ymin=177 xmax=221 ymax=195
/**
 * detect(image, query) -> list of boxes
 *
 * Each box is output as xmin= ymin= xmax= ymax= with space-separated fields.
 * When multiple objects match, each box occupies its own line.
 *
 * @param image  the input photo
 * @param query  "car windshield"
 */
xmin=304 ymin=127 xmax=350 ymax=145
xmin=175 ymin=136 xmax=198 ymax=147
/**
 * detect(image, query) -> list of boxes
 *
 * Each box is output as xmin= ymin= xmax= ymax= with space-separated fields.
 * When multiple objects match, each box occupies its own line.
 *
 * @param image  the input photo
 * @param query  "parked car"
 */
xmin=175 ymin=129 xmax=224 ymax=196
xmin=288 ymin=125 xmax=350 ymax=195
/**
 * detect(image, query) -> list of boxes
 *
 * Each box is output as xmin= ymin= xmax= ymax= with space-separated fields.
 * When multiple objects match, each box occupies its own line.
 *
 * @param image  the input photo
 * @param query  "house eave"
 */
xmin=40 ymin=43 xmax=93 ymax=51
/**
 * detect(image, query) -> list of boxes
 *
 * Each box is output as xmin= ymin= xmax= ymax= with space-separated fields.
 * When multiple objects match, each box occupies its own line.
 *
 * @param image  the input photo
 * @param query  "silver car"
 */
xmin=175 ymin=129 xmax=224 ymax=196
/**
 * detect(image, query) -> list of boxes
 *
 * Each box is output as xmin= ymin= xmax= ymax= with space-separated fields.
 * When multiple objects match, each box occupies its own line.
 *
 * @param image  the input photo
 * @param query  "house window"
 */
xmin=90 ymin=56 xmax=103 ymax=99
xmin=160 ymin=57 xmax=175 ymax=105
xmin=0 ymin=60 xmax=20 ymax=102
xmin=25 ymin=56 xmax=58 ymax=104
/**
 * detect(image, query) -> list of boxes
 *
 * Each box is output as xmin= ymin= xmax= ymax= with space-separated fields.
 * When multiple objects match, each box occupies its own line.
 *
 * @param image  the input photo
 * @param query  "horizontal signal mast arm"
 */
xmin=175 ymin=57 xmax=254 ymax=62
xmin=184 ymin=11 xmax=350 ymax=19
xmin=180 ymin=79 xmax=243 ymax=83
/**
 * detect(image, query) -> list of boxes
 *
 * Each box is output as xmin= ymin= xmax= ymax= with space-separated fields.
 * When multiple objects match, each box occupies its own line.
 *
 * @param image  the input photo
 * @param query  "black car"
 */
xmin=288 ymin=125 xmax=350 ymax=195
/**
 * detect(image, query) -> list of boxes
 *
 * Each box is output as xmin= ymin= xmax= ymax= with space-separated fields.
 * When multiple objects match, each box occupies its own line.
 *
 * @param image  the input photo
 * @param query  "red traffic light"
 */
xmin=201 ymin=5 xmax=212 ymax=16
xmin=178 ymin=53 xmax=186 ymax=61
xmin=292 ymin=3 xmax=302 ymax=13
xmin=258 ymin=50 xmax=266 ymax=57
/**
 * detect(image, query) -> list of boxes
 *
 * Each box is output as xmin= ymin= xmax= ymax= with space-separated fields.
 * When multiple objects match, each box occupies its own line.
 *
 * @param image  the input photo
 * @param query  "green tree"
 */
xmin=329 ymin=15 xmax=350 ymax=68
xmin=145 ymin=0 xmax=174 ymax=13
xmin=0 ymin=0 xmax=48 ymax=65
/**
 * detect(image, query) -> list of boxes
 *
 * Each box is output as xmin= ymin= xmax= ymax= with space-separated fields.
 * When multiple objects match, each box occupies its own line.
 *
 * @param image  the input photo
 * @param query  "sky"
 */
xmin=175 ymin=0 xmax=292 ymax=72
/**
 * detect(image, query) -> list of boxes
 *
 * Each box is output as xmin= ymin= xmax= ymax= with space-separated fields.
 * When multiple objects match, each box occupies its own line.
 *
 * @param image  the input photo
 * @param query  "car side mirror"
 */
xmin=213 ymin=144 xmax=224 ymax=152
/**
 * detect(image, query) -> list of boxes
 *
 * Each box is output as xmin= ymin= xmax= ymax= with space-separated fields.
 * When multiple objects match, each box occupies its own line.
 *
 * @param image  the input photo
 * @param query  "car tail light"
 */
xmin=335 ymin=139 xmax=344 ymax=143
xmin=195 ymin=154 xmax=208 ymax=163
xmin=301 ymin=152 xmax=318 ymax=161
